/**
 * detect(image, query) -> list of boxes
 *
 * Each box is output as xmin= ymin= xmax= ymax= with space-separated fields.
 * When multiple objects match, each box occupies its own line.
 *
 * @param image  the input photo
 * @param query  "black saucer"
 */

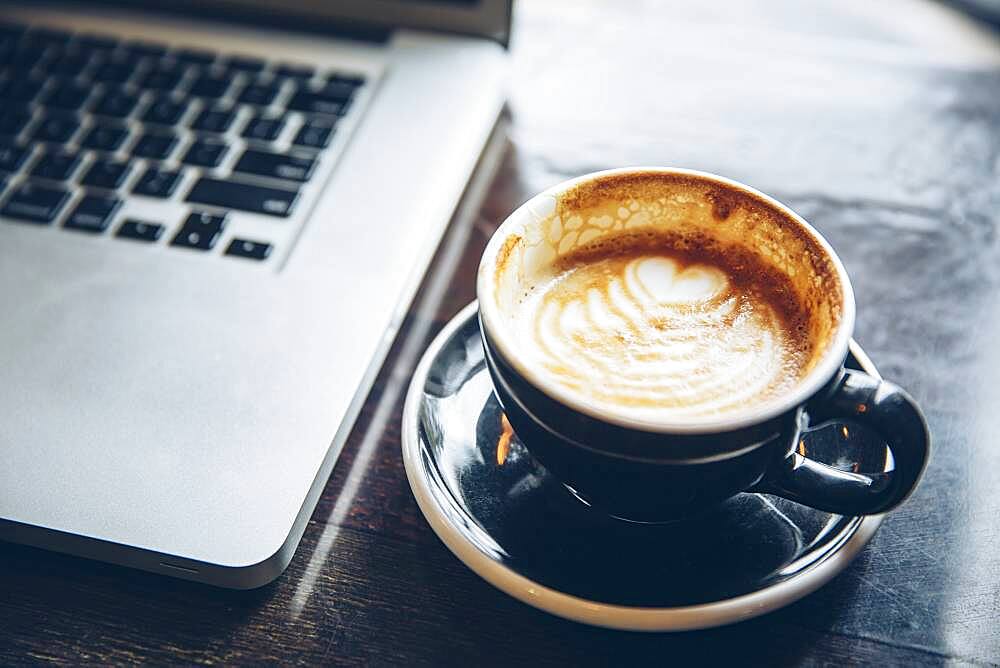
xmin=402 ymin=302 xmax=885 ymax=631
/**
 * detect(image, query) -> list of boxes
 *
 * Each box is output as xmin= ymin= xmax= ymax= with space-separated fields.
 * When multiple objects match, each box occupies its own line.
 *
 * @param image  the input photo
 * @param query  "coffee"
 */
xmin=509 ymin=232 xmax=812 ymax=420
xmin=483 ymin=170 xmax=847 ymax=425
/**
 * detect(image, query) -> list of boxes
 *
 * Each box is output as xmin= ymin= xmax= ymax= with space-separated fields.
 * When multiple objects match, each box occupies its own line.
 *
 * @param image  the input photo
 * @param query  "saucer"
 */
xmin=401 ymin=302 xmax=886 ymax=631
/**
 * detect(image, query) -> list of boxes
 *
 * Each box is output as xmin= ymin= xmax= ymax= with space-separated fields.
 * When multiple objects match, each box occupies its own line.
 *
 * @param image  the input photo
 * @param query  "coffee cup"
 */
xmin=476 ymin=167 xmax=929 ymax=522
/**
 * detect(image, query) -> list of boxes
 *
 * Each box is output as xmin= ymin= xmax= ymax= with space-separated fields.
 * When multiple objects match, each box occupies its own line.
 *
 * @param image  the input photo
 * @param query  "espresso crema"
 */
xmin=512 ymin=236 xmax=813 ymax=420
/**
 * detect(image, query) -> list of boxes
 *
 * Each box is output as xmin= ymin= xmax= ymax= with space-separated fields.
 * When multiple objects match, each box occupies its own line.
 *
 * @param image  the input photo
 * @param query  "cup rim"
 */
xmin=476 ymin=167 xmax=856 ymax=435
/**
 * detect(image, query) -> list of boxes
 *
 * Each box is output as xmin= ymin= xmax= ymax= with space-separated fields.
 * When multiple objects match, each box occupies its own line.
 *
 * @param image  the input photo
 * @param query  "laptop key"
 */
xmin=171 ymin=211 xmax=226 ymax=250
xmin=328 ymin=72 xmax=366 ymax=87
xmin=0 ymin=108 xmax=31 ymax=137
xmin=132 ymin=165 xmax=182 ymax=198
xmin=225 ymin=56 xmax=265 ymax=73
xmin=318 ymin=81 xmax=357 ymax=102
xmin=93 ymin=56 xmax=136 ymax=84
xmin=132 ymin=132 xmax=178 ymax=160
xmin=234 ymin=149 xmax=315 ymax=182
xmin=142 ymin=95 xmax=189 ymax=126
xmin=117 ymin=218 xmax=164 ymax=242
xmin=33 ymin=114 xmax=80 ymax=143
xmin=237 ymin=82 xmax=281 ymax=106
xmin=1 ymin=181 xmax=70 ymax=223
xmin=64 ymin=193 xmax=121 ymax=233
xmin=141 ymin=63 xmax=186 ymax=91
xmin=49 ymin=51 xmax=91 ymax=77
xmin=93 ymin=87 xmax=140 ymax=117
xmin=31 ymin=151 xmax=82 ymax=181
xmin=182 ymin=137 xmax=228 ymax=167
xmin=0 ymin=141 xmax=30 ymax=171
xmin=81 ymin=158 xmax=132 ymax=189
xmin=225 ymin=238 xmax=272 ymax=260
xmin=1 ymin=76 xmax=45 ymax=103
xmin=190 ymin=106 xmax=236 ymax=134
xmin=7 ymin=46 xmax=49 ymax=73
xmin=2 ymin=59 xmax=34 ymax=80
xmin=275 ymin=63 xmax=314 ymax=80
xmin=186 ymin=177 xmax=298 ymax=217
xmin=81 ymin=123 xmax=130 ymax=152
xmin=76 ymin=34 xmax=118 ymax=52
xmin=188 ymin=73 xmax=230 ymax=98
xmin=293 ymin=120 xmax=334 ymax=149
xmin=43 ymin=80 xmax=92 ymax=111
xmin=286 ymin=86 xmax=352 ymax=116
xmin=174 ymin=48 xmax=215 ymax=66
xmin=242 ymin=114 xmax=285 ymax=142
xmin=121 ymin=41 xmax=167 ymax=59
xmin=27 ymin=28 xmax=72 ymax=47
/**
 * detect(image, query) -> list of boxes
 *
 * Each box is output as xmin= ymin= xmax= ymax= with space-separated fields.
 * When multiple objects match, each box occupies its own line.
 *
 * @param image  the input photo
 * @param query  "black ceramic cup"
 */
xmin=476 ymin=168 xmax=929 ymax=522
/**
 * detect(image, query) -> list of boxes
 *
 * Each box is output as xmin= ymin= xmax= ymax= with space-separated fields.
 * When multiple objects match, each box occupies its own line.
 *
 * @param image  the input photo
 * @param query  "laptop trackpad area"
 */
xmin=0 ymin=231 xmax=354 ymax=568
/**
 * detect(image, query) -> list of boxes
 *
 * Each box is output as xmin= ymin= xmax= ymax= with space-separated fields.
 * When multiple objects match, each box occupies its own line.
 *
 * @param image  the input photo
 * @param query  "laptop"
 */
xmin=0 ymin=0 xmax=507 ymax=588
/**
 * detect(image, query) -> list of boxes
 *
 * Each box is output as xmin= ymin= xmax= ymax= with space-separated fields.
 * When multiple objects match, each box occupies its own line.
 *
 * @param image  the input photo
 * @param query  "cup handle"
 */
xmin=755 ymin=369 xmax=930 ymax=515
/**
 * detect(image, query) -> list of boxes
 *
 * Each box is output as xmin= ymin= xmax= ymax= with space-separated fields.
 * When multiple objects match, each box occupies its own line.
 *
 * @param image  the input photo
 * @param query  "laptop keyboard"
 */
xmin=0 ymin=21 xmax=370 ymax=262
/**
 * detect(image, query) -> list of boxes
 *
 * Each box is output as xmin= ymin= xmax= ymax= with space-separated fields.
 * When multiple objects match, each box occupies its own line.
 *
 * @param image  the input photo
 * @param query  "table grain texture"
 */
xmin=4 ymin=1 xmax=1000 ymax=665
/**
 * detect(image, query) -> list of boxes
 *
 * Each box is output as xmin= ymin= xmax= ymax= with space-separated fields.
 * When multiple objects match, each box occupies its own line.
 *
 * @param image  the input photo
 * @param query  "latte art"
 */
xmin=516 ymin=252 xmax=809 ymax=420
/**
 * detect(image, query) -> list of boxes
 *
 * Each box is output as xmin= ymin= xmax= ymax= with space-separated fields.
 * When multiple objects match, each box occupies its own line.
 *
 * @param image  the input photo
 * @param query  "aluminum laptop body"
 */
xmin=0 ymin=0 xmax=508 ymax=588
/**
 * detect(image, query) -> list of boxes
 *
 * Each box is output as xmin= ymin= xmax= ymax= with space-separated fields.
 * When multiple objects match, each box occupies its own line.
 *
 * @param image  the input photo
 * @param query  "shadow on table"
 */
xmin=0 ymin=541 xmax=279 ymax=660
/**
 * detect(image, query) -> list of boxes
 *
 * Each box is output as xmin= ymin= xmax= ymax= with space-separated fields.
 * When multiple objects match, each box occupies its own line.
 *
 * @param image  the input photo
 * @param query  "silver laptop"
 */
xmin=0 ymin=0 xmax=507 ymax=588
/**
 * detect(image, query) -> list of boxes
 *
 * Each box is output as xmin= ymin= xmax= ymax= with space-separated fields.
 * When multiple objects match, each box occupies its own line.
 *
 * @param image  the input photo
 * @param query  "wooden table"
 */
xmin=4 ymin=1 xmax=1000 ymax=664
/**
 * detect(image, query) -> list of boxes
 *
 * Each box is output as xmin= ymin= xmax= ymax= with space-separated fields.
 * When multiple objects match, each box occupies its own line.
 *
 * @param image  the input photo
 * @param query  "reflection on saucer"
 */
xmin=402 ymin=302 xmax=884 ymax=630
xmin=496 ymin=413 xmax=513 ymax=466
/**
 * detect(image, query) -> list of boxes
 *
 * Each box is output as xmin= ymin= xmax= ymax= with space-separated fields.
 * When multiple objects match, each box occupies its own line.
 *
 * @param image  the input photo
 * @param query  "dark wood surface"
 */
xmin=4 ymin=1 xmax=1000 ymax=664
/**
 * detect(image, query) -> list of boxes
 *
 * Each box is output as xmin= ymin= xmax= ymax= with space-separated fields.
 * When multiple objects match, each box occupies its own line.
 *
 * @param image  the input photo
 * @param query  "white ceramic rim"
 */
xmin=401 ymin=301 xmax=882 ymax=632
xmin=476 ymin=167 xmax=858 ymax=435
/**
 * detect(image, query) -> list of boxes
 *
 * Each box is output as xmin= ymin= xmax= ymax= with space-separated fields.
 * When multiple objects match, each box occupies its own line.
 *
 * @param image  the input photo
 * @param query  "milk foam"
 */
xmin=515 ymin=254 xmax=807 ymax=420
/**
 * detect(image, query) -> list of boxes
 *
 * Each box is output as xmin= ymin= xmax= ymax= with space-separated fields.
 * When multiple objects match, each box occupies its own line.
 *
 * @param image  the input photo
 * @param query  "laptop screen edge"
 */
xmin=84 ymin=0 xmax=513 ymax=45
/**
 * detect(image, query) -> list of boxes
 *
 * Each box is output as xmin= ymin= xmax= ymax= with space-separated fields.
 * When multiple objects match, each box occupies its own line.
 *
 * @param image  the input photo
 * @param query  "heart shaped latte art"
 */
xmin=630 ymin=257 xmax=727 ymax=305
xmin=518 ymin=254 xmax=805 ymax=420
